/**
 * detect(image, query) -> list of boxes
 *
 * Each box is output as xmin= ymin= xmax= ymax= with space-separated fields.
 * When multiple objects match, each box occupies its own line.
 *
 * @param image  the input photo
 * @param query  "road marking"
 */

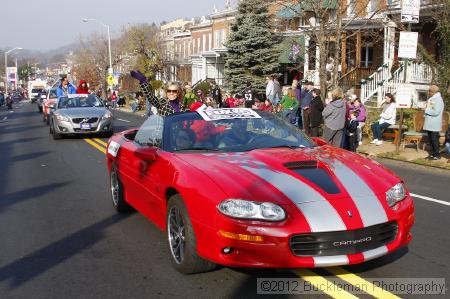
xmin=84 ymin=139 xmax=106 ymax=153
xmin=326 ymin=267 xmax=401 ymax=299
xmin=93 ymin=138 xmax=108 ymax=147
xmin=411 ymin=193 xmax=450 ymax=206
xmin=294 ymin=269 xmax=359 ymax=298
xmin=117 ymin=118 xmax=131 ymax=123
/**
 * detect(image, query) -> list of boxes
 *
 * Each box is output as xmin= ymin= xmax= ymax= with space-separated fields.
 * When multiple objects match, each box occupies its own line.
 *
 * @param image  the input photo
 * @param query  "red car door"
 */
xmin=118 ymin=115 xmax=167 ymax=227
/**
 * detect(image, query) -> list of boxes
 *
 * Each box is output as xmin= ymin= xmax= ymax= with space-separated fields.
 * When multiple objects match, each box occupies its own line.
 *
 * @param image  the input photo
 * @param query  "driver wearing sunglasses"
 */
xmin=130 ymin=70 xmax=188 ymax=117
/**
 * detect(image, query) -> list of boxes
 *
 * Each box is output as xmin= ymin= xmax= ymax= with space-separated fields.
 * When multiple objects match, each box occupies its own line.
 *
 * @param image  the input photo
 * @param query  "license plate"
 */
xmin=81 ymin=123 xmax=91 ymax=130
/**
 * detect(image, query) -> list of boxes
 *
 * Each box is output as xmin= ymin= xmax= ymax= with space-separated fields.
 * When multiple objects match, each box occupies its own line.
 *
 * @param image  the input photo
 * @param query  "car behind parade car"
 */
xmin=106 ymin=108 xmax=414 ymax=274
xmin=49 ymin=94 xmax=113 ymax=139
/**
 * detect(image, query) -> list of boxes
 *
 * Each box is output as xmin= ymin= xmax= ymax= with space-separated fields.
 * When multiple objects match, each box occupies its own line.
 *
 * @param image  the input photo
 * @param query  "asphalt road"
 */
xmin=0 ymin=101 xmax=449 ymax=299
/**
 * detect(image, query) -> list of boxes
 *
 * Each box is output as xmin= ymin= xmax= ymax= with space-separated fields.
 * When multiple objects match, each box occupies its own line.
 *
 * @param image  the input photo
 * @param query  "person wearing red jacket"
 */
xmin=76 ymin=80 xmax=89 ymax=94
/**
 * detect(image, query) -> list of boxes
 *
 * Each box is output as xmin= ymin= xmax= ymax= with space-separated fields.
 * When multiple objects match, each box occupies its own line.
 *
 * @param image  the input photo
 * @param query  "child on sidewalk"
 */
xmin=347 ymin=111 xmax=359 ymax=152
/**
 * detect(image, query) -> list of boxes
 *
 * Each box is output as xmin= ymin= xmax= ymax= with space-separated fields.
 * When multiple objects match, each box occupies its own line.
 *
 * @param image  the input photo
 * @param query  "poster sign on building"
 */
xmin=396 ymin=83 xmax=414 ymax=109
xmin=401 ymin=0 xmax=421 ymax=23
xmin=398 ymin=32 xmax=418 ymax=59
xmin=7 ymin=67 xmax=18 ymax=90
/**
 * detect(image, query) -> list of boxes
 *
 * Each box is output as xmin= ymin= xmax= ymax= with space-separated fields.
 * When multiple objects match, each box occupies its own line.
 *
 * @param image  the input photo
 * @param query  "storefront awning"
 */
xmin=278 ymin=35 xmax=305 ymax=64
xmin=276 ymin=3 xmax=301 ymax=19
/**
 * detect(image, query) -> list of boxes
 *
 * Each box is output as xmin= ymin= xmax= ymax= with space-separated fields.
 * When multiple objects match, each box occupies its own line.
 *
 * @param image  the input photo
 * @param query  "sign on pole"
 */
xmin=107 ymin=75 xmax=114 ymax=86
xmin=396 ymin=83 xmax=414 ymax=109
xmin=398 ymin=32 xmax=418 ymax=59
xmin=401 ymin=0 xmax=420 ymax=23
xmin=7 ymin=67 xmax=18 ymax=90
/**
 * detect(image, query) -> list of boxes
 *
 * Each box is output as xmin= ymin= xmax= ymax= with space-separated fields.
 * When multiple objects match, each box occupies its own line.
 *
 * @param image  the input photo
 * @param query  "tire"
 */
xmin=110 ymin=166 xmax=133 ymax=213
xmin=52 ymin=122 xmax=62 ymax=140
xmin=167 ymin=194 xmax=216 ymax=274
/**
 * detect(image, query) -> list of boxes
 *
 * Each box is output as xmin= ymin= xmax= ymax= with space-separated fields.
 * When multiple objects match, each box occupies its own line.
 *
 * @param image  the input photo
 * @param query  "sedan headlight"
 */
xmin=386 ymin=182 xmax=406 ymax=207
xmin=55 ymin=114 xmax=69 ymax=122
xmin=218 ymin=199 xmax=286 ymax=221
xmin=103 ymin=111 xmax=113 ymax=119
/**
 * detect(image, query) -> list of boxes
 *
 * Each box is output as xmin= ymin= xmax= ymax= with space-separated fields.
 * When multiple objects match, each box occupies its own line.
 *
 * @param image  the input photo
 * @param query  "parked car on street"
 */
xmin=49 ymin=94 xmax=113 ymax=139
xmin=106 ymin=108 xmax=414 ymax=274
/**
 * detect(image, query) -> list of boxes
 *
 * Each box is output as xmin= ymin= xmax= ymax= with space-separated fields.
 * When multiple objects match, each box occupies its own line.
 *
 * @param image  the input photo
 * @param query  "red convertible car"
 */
xmin=106 ymin=109 xmax=414 ymax=274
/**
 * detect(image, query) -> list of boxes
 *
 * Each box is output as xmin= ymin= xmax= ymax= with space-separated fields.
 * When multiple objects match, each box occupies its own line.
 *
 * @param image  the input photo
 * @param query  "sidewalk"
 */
xmin=358 ymin=141 xmax=450 ymax=170
xmin=113 ymin=104 xmax=147 ymax=116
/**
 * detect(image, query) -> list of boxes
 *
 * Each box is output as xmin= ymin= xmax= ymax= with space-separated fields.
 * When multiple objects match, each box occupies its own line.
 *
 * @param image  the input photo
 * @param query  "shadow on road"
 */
xmin=0 ymin=137 xmax=42 ymax=146
xmin=10 ymin=151 xmax=51 ymax=163
xmin=0 ymin=182 xmax=70 ymax=212
xmin=0 ymin=213 xmax=130 ymax=289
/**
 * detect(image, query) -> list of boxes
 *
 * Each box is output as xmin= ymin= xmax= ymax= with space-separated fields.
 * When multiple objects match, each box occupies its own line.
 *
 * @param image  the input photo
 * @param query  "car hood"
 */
xmin=56 ymin=107 xmax=108 ymax=118
xmin=176 ymin=145 xmax=401 ymax=230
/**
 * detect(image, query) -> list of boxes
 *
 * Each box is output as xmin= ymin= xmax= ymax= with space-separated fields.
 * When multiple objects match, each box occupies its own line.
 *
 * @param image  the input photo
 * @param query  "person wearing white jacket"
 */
xmin=371 ymin=93 xmax=397 ymax=145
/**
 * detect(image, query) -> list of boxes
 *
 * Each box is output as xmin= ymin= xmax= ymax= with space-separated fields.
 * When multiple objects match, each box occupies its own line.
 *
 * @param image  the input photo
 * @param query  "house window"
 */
xmin=368 ymin=0 xmax=380 ymax=14
xmin=347 ymin=0 xmax=357 ymax=17
xmin=208 ymin=33 xmax=212 ymax=51
xmin=360 ymin=46 xmax=373 ymax=67
xmin=202 ymin=34 xmax=206 ymax=52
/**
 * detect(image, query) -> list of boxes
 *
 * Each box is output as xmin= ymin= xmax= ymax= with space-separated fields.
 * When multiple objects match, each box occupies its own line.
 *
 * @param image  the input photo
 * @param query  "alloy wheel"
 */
xmin=168 ymin=206 xmax=185 ymax=264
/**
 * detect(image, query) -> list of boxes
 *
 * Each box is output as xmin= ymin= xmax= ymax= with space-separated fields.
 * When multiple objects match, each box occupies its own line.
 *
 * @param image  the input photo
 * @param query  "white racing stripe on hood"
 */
xmin=313 ymin=255 xmax=349 ymax=267
xmin=241 ymin=166 xmax=346 ymax=233
xmin=321 ymin=158 xmax=388 ymax=227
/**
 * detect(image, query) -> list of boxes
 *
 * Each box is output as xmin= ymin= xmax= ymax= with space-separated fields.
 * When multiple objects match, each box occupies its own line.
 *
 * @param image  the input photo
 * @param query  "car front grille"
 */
xmin=71 ymin=117 xmax=99 ymax=124
xmin=289 ymin=222 xmax=398 ymax=257
xmin=73 ymin=127 xmax=98 ymax=132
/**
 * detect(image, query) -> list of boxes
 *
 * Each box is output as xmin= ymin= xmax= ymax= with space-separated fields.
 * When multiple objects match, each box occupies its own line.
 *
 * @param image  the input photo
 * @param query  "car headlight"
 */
xmin=218 ymin=199 xmax=286 ymax=221
xmin=386 ymin=182 xmax=406 ymax=207
xmin=55 ymin=114 xmax=69 ymax=121
xmin=103 ymin=112 xmax=113 ymax=119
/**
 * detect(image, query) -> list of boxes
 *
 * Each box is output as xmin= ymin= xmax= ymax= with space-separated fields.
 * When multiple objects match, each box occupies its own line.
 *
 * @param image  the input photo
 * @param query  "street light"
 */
xmin=82 ymin=18 xmax=113 ymax=76
xmin=4 ymin=47 xmax=23 ymax=94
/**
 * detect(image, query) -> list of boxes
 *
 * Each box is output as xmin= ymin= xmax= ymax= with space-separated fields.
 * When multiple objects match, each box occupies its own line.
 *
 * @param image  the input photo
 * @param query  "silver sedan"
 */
xmin=49 ymin=94 xmax=114 ymax=139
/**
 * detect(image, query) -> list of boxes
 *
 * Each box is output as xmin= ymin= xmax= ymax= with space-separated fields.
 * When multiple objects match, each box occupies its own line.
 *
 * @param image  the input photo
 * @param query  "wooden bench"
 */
xmin=382 ymin=124 xmax=408 ymax=145
xmin=402 ymin=111 xmax=450 ymax=151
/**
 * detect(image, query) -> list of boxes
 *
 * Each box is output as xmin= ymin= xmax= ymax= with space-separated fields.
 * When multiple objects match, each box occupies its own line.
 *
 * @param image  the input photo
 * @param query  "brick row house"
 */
xmin=160 ymin=2 xmax=235 ymax=86
xmin=161 ymin=0 xmax=440 ymax=107
xmin=271 ymin=0 xmax=440 ymax=106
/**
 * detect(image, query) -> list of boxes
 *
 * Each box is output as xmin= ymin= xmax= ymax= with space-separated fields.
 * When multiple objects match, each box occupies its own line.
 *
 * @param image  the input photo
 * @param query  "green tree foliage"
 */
xmin=224 ymin=0 xmax=280 ymax=93
xmin=18 ymin=64 xmax=35 ymax=83
xmin=436 ymin=0 xmax=450 ymax=109
xmin=122 ymin=23 xmax=162 ymax=80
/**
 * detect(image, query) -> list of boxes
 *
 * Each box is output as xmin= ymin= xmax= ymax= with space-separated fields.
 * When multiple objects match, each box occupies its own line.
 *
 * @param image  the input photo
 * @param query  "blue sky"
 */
xmin=1 ymin=0 xmax=228 ymax=50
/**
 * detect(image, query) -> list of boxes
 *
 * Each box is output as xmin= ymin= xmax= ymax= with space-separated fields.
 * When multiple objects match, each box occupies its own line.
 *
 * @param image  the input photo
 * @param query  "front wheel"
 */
xmin=110 ymin=166 xmax=133 ymax=213
xmin=52 ymin=122 xmax=62 ymax=140
xmin=167 ymin=195 xmax=216 ymax=274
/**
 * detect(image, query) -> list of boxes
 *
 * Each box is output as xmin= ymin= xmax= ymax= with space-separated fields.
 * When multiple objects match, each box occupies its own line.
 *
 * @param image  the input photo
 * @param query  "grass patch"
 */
xmin=412 ymin=158 xmax=450 ymax=170
xmin=375 ymin=151 xmax=450 ymax=170
xmin=376 ymin=152 xmax=409 ymax=161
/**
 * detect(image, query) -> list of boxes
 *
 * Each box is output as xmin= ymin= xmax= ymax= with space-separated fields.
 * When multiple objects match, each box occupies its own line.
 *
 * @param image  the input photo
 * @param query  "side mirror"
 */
xmin=135 ymin=147 xmax=158 ymax=162
xmin=311 ymin=137 xmax=328 ymax=146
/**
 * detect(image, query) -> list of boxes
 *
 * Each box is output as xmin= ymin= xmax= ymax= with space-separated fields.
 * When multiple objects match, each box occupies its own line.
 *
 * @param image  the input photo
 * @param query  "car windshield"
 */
xmin=163 ymin=110 xmax=315 ymax=152
xmin=58 ymin=95 xmax=103 ymax=108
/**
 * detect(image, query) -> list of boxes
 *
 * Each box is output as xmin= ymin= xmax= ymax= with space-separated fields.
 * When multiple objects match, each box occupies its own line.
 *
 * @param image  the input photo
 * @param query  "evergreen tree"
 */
xmin=224 ymin=0 xmax=280 ymax=94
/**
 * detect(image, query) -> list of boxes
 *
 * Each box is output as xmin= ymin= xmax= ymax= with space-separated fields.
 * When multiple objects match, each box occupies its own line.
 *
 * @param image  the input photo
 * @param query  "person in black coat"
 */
xmin=309 ymin=88 xmax=324 ymax=137
xmin=347 ymin=111 xmax=359 ymax=152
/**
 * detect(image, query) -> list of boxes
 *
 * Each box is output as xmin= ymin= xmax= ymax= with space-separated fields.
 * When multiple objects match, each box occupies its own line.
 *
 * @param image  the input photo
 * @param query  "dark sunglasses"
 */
xmin=167 ymin=89 xmax=178 ymax=93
